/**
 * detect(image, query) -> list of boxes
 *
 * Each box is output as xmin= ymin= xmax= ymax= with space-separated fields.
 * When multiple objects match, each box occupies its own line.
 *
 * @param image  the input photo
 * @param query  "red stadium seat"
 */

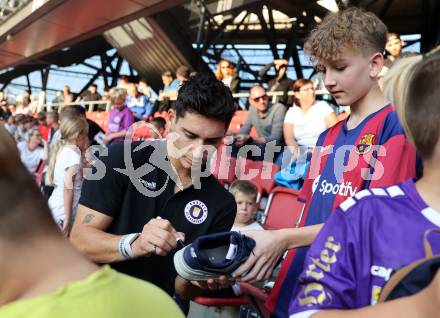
xmin=87 ymin=111 xmax=109 ymax=132
xmin=192 ymin=295 xmax=248 ymax=307
xmin=262 ymin=187 xmax=304 ymax=230
xmin=210 ymin=144 xmax=238 ymax=185
xmin=131 ymin=123 xmax=154 ymax=141
xmin=237 ymin=159 xmax=280 ymax=199
xmin=228 ymin=110 xmax=248 ymax=133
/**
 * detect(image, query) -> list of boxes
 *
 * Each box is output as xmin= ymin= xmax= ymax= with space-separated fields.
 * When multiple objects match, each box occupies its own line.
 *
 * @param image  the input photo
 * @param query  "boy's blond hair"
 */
xmin=229 ymin=180 xmax=258 ymax=202
xmin=304 ymin=7 xmax=388 ymax=65
xmin=383 ymin=55 xmax=422 ymax=141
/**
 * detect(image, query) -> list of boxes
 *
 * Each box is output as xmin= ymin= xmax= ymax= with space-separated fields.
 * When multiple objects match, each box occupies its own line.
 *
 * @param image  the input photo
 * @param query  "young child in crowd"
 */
xmin=46 ymin=116 xmax=89 ymax=236
xmin=229 ymin=180 xmax=264 ymax=232
xmin=104 ymin=87 xmax=134 ymax=145
xmin=288 ymin=44 xmax=440 ymax=318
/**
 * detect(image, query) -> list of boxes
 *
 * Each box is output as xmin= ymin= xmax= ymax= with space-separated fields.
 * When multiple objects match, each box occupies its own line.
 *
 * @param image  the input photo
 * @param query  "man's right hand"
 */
xmin=131 ymin=218 xmax=185 ymax=257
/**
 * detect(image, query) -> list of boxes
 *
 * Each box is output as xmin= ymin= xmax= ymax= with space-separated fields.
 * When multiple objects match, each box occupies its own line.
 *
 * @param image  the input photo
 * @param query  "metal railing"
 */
xmin=38 ymin=89 xmax=329 ymax=113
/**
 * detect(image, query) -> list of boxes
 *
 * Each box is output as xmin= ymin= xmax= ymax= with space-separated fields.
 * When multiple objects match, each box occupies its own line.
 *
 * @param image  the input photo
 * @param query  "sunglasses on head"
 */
xmin=252 ymin=94 xmax=268 ymax=102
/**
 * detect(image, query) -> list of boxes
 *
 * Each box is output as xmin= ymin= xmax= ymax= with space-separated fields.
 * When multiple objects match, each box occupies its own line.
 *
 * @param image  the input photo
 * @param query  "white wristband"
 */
xmin=118 ymin=233 xmax=140 ymax=260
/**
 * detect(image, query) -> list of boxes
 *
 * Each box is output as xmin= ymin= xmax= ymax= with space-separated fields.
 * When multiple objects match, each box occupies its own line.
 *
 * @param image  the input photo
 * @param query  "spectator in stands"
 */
xmin=158 ymin=70 xmax=180 ymax=101
xmin=28 ymin=94 xmax=38 ymax=113
xmin=230 ymin=180 xmax=263 ymax=232
xmin=3 ymin=114 xmax=16 ymax=136
xmin=138 ymin=78 xmax=157 ymax=102
xmin=8 ymin=104 xmax=16 ymax=115
xmin=233 ymin=85 xmax=286 ymax=161
xmin=274 ymin=79 xmax=337 ymax=188
xmin=17 ymin=127 xmax=48 ymax=173
xmin=118 ymin=75 xmax=130 ymax=89
xmin=384 ymin=33 xmax=418 ymax=68
xmin=52 ymin=90 xmax=64 ymax=104
xmin=46 ymin=116 xmax=89 ymax=236
xmin=176 ymin=65 xmax=191 ymax=85
xmin=0 ymin=92 xmax=9 ymax=120
xmin=259 ymin=59 xmax=293 ymax=105
xmin=154 ymin=71 xmax=180 ymax=113
xmin=77 ymin=83 xmax=101 ymax=103
xmin=126 ymin=83 xmax=153 ymax=121
xmin=385 ymin=33 xmax=404 ymax=67
xmin=216 ymin=59 xmax=239 ymax=93
xmin=51 ymin=106 xmax=104 ymax=148
xmin=104 ymin=87 xmax=134 ymax=145
xmin=0 ymin=98 xmax=9 ymax=118
xmin=63 ymin=85 xmax=74 ymax=103
xmin=70 ymin=74 xmax=236 ymax=297
xmin=0 ymin=90 xmax=6 ymax=106
xmin=37 ymin=111 xmax=50 ymax=141
xmin=14 ymin=114 xmax=27 ymax=142
xmin=0 ymin=127 xmax=185 ymax=318
xmin=21 ymin=89 xmax=31 ymax=107
xmin=46 ymin=111 xmax=60 ymax=145
xmin=150 ymin=117 xmax=166 ymax=138
xmin=102 ymin=85 xmax=111 ymax=101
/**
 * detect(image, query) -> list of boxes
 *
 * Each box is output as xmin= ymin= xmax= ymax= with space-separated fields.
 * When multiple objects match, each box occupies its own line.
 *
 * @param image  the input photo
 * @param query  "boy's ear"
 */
xmin=369 ymin=52 xmax=385 ymax=78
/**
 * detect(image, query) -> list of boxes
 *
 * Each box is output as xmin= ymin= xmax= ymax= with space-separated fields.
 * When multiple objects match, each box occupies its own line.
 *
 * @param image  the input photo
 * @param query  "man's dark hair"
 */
xmin=162 ymin=71 xmax=173 ymax=78
xmin=90 ymin=83 xmax=98 ymax=88
xmin=175 ymin=73 xmax=236 ymax=126
xmin=0 ymin=126 xmax=58 ymax=240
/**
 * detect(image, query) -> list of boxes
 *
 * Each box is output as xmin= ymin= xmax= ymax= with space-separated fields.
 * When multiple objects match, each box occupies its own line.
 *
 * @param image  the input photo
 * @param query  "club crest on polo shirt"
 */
xmin=184 ymin=200 xmax=208 ymax=225
xmin=355 ymin=133 xmax=375 ymax=155
xmin=138 ymin=178 xmax=156 ymax=190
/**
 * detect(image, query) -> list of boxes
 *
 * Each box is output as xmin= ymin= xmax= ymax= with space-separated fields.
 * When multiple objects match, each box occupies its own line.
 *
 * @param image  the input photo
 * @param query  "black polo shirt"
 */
xmin=79 ymin=140 xmax=236 ymax=295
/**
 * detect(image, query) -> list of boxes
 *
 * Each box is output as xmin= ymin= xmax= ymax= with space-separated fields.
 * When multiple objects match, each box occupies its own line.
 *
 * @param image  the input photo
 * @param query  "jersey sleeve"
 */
xmin=79 ymin=143 xmax=129 ymax=218
xmin=289 ymin=205 xmax=359 ymax=317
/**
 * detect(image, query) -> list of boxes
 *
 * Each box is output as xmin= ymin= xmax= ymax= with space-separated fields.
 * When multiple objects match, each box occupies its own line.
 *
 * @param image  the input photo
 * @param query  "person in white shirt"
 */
xmin=17 ymin=127 xmax=48 ymax=173
xmin=229 ymin=180 xmax=264 ymax=232
xmin=284 ymin=79 xmax=337 ymax=152
xmin=275 ymin=79 xmax=337 ymax=188
xmin=46 ymin=116 xmax=88 ymax=236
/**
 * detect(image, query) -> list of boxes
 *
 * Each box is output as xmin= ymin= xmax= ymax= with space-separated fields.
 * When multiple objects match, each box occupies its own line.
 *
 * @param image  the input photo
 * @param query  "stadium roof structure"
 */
xmin=0 ymin=0 xmax=438 ymax=95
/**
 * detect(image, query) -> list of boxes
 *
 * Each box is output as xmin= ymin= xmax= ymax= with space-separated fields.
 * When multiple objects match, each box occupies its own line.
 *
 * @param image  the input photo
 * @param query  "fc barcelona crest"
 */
xmin=355 ymin=133 xmax=375 ymax=155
